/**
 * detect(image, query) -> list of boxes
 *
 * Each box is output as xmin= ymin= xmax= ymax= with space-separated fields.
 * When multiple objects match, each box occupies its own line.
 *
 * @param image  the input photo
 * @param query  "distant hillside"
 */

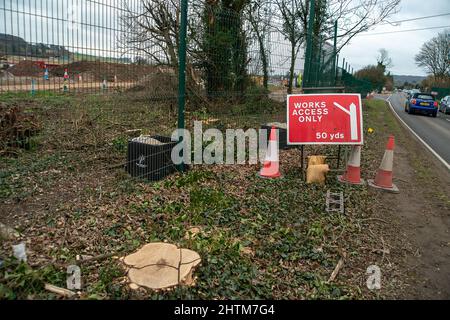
xmin=0 ymin=33 xmax=131 ymax=64
xmin=0 ymin=33 xmax=70 ymax=59
xmin=393 ymin=75 xmax=426 ymax=86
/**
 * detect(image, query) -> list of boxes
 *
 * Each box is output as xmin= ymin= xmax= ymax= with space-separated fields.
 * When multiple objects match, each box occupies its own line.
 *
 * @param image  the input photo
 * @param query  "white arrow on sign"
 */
xmin=333 ymin=102 xmax=358 ymax=141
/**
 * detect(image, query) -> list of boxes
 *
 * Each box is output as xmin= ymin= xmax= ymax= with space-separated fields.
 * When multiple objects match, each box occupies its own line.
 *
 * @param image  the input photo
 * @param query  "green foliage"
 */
xmin=355 ymin=65 xmax=386 ymax=92
xmin=189 ymin=187 xmax=237 ymax=225
xmin=169 ymin=170 xmax=215 ymax=188
xmin=202 ymin=3 xmax=249 ymax=99
xmin=111 ymin=136 xmax=128 ymax=153
xmin=243 ymin=86 xmax=273 ymax=113
xmin=0 ymin=258 xmax=65 ymax=300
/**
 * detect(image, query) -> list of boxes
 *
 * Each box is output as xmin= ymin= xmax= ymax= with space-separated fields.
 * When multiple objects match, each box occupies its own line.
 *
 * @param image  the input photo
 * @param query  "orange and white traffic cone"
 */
xmin=259 ymin=126 xmax=282 ymax=179
xmin=368 ymin=135 xmax=399 ymax=193
xmin=338 ymin=145 xmax=364 ymax=185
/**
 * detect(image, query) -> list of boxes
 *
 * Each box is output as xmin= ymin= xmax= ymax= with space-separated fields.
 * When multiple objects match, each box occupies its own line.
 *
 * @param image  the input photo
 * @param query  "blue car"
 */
xmin=404 ymin=92 xmax=438 ymax=117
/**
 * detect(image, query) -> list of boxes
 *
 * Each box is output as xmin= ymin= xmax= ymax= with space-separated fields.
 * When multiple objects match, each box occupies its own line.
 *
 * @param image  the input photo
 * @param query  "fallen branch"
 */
xmin=361 ymin=217 xmax=389 ymax=224
xmin=328 ymin=250 xmax=347 ymax=283
xmin=107 ymin=163 xmax=126 ymax=170
xmin=125 ymin=129 xmax=142 ymax=136
xmin=44 ymin=284 xmax=76 ymax=298
xmin=361 ymin=247 xmax=390 ymax=255
xmin=75 ymin=252 xmax=118 ymax=265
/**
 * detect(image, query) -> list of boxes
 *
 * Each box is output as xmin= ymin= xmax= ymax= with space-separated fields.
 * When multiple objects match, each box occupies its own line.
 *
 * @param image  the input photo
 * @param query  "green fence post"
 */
xmin=335 ymin=53 xmax=339 ymax=84
xmin=303 ymin=0 xmax=315 ymax=88
xmin=315 ymin=36 xmax=323 ymax=86
xmin=177 ymin=0 xmax=188 ymax=172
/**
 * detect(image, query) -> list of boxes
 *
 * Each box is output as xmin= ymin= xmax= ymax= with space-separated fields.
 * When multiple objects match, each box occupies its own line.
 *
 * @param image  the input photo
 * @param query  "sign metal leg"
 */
xmin=300 ymin=145 xmax=305 ymax=180
xmin=337 ymin=145 xmax=341 ymax=169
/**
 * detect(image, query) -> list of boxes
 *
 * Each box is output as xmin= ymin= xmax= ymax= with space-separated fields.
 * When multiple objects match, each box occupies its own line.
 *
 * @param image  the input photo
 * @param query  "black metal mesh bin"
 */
xmin=126 ymin=135 xmax=179 ymax=181
xmin=261 ymin=123 xmax=293 ymax=150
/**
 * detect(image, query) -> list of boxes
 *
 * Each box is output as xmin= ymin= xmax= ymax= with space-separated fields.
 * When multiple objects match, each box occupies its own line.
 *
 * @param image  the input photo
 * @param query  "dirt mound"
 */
xmin=51 ymin=61 xmax=158 ymax=82
xmin=127 ymin=72 xmax=178 ymax=97
xmin=7 ymin=60 xmax=164 ymax=82
xmin=8 ymin=60 xmax=43 ymax=77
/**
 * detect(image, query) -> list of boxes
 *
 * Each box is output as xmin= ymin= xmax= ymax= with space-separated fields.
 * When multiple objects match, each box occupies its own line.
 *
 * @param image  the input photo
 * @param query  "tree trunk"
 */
xmin=260 ymin=37 xmax=269 ymax=90
xmin=203 ymin=4 xmax=248 ymax=101
xmin=288 ymin=42 xmax=295 ymax=94
xmin=254 ymin=27 xmax=269 ymax=90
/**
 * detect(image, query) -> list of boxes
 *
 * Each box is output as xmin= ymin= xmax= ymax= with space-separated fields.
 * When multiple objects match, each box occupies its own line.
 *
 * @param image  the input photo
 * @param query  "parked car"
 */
xmin=439 ymin=96 xmax=450 ymax=114
xmin=406 ymin=89 xmax=417 ymax=99
xmin=404 ymin=92 xmax=438 ymax=117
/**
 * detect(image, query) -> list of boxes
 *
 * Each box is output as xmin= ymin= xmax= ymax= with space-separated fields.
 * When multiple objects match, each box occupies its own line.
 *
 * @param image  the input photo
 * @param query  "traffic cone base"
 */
xmin=337 ymin=174 xmax=365 ymax=185
xmin=368 ymin=179 xmax=399 ymax=193
xmin=369 ymin=135 xmax=399 ymax=193
xmin=257 ymin=172 xmax=283 ymax=179
xmin=338 ymin=145 xmax=365 ymax=185
xmin=258 ymin=162 xmax=282 ymax=179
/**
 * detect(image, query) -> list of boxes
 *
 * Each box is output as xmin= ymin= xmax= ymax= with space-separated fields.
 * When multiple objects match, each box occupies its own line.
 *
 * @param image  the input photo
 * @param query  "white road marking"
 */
xmin=381 ymin=95 xmax=450 ymax=171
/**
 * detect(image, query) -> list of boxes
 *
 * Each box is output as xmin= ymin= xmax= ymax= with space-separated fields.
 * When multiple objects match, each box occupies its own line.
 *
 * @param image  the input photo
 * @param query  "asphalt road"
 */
xmin=381 ymin=93 xmax=450 ymax=167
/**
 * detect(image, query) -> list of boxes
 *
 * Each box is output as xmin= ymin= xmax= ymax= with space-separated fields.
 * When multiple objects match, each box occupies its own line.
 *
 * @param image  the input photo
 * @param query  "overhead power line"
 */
xmin=356 ymin=25 xmax=450 ymax=37
xmin=381 ymin=12 xmax=450 ymax=25
xmin=327 ymin=12 xmax=450 ymax=34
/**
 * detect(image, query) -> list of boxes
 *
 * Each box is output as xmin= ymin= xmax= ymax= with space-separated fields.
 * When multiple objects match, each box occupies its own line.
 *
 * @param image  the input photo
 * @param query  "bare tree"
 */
xmin=274 ymin=0 xmax=400 ymax=92
xmin=245 ymin=0 xmax=273 ymax=90
xmin=286 ymin=0 xmax=401 ymax=54
xmin=275 ymin=0 xmax=308 ymax=94
xmin=118 ymin=0 xmax=209 ymax=102
xmin=326 ymin=0 xmax=401 ymax=51
xmin=377 ymin=48 xmax=393 ymax=71
xmin=118 ymin=0 xmax=180 ymax=69
xmin=118 ymin=0 xmax=400 ymax=98
xmin=415 ymin=31 xmax=450 ymax=80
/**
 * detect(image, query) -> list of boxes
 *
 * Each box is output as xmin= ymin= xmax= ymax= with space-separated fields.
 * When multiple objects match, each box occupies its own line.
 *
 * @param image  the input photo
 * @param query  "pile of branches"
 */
xmin=0 ymin=103 xmax=40 ymax=155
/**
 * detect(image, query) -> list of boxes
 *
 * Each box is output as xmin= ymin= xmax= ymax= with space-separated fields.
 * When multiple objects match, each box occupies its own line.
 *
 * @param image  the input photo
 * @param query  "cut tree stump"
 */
xmin=123 ymin=242 xmax=201 ymax=290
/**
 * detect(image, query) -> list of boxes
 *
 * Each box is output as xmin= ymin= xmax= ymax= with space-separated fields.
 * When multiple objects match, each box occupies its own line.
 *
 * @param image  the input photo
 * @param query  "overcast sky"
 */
xmin=340 ymin=0 xmax=450 ymax=76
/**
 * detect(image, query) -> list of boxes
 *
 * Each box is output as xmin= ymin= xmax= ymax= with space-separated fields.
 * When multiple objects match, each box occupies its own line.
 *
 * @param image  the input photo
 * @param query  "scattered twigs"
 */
xmin=75 ymin=252 xmax=117 ymax=265
xmin=361 ymin=217 xmax=389 ymax=224
xmin=360 ymin=247 xmax=390 ymax=255
xmin=381 ymin=237 xmax=388 ymax=263
xmin=328 ymin=250 xmax=347 ymax=283
xmin=44 ymin=284 xmax=76 ymax=298
xmin=107 ymin=163 xmax=126 ymax=170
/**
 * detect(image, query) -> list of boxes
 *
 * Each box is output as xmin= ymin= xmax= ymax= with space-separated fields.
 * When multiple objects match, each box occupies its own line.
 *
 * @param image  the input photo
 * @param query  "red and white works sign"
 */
xmin=287 ymin=93 xmax=364 ymax=145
